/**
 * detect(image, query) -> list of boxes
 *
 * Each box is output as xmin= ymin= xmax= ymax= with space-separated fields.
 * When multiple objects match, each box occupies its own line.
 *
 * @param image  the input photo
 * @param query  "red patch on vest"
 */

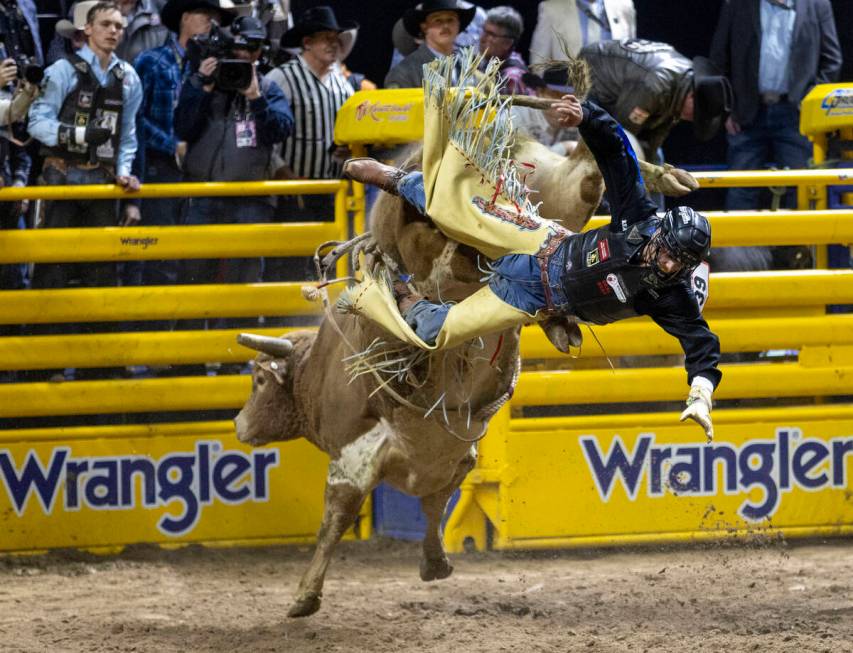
xmin=597 ymin=239 xmax=611 ymax=261
xmin=596 ymin=279 xmax=612 ymax=295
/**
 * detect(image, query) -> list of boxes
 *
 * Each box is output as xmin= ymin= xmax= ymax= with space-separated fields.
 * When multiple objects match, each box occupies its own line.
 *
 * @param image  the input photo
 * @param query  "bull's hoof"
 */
xmin=287 ymin=592 xmax=322 ymax=618
xmin=420 ymin=556 xmax=454 ymax=581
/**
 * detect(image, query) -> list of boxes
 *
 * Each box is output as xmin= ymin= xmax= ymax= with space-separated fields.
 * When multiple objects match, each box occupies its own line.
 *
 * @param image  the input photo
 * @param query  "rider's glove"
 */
xmin=58 ymin=123 xmax=112 ymax=147
xmin=679 ymin=376 xmax=714 ymax=442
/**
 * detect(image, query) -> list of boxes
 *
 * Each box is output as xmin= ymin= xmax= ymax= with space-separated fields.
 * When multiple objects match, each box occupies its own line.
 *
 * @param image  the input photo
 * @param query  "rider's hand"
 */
xmin=0 ymin=58 xmax=17 ymax=86
xmin=679 ymin=377 xmax=714 ymax=442
xmin=554 ymin=94 xmax=583 ymax=128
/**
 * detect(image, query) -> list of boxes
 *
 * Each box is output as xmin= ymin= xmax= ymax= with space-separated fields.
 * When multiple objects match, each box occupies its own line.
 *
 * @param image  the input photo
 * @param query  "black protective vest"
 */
xmin=560 ymin=218 xmax=665 ymax=325
xmin=42 ymin=54 xmax=125 ymax=165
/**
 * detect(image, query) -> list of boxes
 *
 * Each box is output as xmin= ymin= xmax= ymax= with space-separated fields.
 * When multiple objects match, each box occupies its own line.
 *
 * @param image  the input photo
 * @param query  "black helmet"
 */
xmin=660 ymin=206 xmax=711 ymax=269
xmin=231 ymin=16 xmax=267 ymax=48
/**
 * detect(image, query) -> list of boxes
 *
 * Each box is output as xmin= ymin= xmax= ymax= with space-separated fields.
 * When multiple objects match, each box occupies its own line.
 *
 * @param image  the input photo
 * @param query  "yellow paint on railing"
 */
xmin=520 ymin=313 xmax=853 ymax=359
xmin=0 ymin=223 xmax=342 ymax=263
xmin=0 ymin=327 xmax=307 ymax=370
xmin=0 ymin=283 xmax=321 ymax=324
xmin=690 ymin=168 xmax=853 ymax=187
xmin=583 ymin=209 xmax=853 ymax=244
xmin=512 ymin=362 xmax=853 ymax=406
xmin=0 ymin=179 xmax=346 ymax=201
xmin=3 ymin=360 xmax=852 ymax=418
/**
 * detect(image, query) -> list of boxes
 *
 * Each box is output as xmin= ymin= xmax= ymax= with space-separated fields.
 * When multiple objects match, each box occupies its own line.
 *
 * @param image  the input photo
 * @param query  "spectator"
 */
xmin=388 ymin=1 xmax=483 ymax=70
xmin=384 ymin=0 xmax=475 ymax=89
xmin=478 ymin=6 xmax=532 ymax=96
xmin=174 ymin=15 xmax=293 ymax=332
xmin=0 ymin=61 xmax=37 ymax=377
xmin=264 ymin=5 xmax=353 ymax=287
xmin=27 ymin=0 xmax=142 ymax=380
xmin=581 ymin=40 xmax=732 ymax=165
xmin=131 ymin=0 xmax=233 ymax=295
xmin=0 ymin=0 xmax=43 ymax=66
xmin=529 ymin=0 xmax=635 ymax=65
xmin=710 ymin=0 xmax=841 ymax=211
xmin=513 ymin=67 xmax=578 ymax=154
xmin=115 ymin=0 xmax=168 ymax=64
xmin=337 ymin=28 xmax=377 ymax=93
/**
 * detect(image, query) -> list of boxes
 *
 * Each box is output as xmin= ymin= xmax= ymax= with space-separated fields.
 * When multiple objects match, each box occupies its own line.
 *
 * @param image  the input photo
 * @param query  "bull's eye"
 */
xmin=257 ymin=375 xmax=266 ymax=387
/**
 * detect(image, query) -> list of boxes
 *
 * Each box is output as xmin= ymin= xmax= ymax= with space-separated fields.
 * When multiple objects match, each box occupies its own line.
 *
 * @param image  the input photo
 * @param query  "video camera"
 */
xmin=187 ymin=22 xmax=256 ymax=92
xmin=0 ymin=3 xmax=43 ymax=85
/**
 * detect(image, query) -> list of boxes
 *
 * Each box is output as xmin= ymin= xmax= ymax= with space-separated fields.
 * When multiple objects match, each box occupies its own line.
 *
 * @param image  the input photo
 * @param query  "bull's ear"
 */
xmin=257 ymin=359 xmax=288 ymax=385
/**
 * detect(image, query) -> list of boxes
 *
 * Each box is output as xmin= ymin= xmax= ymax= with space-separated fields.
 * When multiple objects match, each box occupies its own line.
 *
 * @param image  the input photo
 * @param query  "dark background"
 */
xmin=290 ymin=0 xmax=852 ymax=171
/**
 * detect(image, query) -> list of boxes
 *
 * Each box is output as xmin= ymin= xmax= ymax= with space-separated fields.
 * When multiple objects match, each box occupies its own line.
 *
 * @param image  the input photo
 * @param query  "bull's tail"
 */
xmin=529 ymin=31 xmax=591 ymax=101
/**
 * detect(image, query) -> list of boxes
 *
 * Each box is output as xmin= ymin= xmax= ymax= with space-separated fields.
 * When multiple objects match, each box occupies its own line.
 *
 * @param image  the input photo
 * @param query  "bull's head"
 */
xmin=234 ymin=333 xmax=303 ymax=446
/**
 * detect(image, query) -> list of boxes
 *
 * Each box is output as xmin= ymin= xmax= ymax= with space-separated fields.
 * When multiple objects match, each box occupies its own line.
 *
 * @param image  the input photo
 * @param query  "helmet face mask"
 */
xmin=658 ymin=206 xmax=711 ymax=276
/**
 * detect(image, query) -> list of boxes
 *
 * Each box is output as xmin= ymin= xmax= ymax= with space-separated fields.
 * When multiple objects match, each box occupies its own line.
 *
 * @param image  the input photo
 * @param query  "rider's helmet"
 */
xmin=658 ymin=205 xmax=711 ymax=273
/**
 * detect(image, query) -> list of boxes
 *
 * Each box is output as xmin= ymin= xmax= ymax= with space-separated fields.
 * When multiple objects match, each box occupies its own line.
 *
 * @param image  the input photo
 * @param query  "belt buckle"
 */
xmin=762 ymin=92 xmax=781 ymax=105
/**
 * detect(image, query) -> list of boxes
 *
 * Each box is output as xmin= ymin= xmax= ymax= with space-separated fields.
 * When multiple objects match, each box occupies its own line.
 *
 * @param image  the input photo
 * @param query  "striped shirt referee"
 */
xmin=266 ymin=56 xmax=354 ymax=179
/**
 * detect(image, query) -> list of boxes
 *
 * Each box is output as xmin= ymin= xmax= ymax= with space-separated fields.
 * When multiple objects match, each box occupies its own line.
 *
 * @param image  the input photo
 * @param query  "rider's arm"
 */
xmin=578 ymin=100 xmax=659 ymax=231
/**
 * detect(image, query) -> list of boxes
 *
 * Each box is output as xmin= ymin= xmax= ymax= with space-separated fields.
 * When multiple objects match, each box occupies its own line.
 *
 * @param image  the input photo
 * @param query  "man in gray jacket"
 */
xmin=581 ymin=39 xmax=732 ymax=163
xmin=385 ymin=0 xmax=475 ymax=89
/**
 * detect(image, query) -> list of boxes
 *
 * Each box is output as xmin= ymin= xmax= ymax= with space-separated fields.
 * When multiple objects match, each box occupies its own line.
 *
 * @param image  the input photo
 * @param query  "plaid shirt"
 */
xmin=134 ymin=36 xmax=186 ymax=157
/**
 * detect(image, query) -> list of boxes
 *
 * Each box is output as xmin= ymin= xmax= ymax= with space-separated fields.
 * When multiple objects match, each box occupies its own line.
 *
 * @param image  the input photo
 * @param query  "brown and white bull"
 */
xmin=234 ymin=127 xmax=697 ymax=618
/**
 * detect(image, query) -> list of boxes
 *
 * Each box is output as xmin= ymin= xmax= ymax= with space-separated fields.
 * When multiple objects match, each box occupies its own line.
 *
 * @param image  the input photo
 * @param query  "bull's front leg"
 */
xmin=288 ymin=424 xmax=388 ymax=618
xmin=419 ymin=448 xmax=476 ymax=582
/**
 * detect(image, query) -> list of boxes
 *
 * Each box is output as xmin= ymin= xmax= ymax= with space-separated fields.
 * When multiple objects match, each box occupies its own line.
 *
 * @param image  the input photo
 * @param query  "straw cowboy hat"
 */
xmin=280 ymin=6 xmax=358 ymax=49
xmin=402 ymin=0 xmax=475 ymax=38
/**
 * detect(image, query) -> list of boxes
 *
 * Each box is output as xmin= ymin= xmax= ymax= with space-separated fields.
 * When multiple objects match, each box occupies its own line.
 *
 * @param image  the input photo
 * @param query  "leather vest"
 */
xmin=183 ymin=85 xmax=273 ymax=184
xmin=42 ymin=54 xmax=125 ymax=165
xmin=560 ymin=218 xmax=665 ymax=325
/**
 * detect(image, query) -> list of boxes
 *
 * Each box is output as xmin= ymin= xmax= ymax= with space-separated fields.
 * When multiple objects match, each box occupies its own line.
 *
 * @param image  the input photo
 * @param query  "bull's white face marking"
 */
xmin=327 ymin=422 xmax=388 ymax=493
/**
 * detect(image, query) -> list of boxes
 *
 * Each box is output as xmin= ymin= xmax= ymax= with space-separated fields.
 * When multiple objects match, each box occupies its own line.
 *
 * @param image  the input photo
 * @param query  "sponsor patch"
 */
xmin=606 ymin=273 xmax=627 ymax=303
xmin=586 ymin=249 xmax=600 ymax=267
xmin=628 ymin=106 xmax=650 ymax=125
xmin=596 ymin=279 xmax=611 ymax=295
xmin=597 ymin=239 xmax=611 ymax=261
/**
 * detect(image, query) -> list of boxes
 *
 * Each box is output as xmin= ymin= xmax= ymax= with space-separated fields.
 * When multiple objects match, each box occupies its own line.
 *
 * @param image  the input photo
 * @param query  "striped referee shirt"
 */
xmin=266 ymin=56 xmax=353 ymax=179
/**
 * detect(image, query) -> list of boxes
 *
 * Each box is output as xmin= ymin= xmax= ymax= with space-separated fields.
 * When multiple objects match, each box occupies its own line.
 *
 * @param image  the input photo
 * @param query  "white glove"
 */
xmin=679 ymin=377 xmax=714 ymax=442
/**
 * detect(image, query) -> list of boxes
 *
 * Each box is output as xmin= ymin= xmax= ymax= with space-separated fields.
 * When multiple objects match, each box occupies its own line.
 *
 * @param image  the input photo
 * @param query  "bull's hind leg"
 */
xmin=419 ymin=448 xmax=476 ymax=582
xmin=288 ymin=424 xmax=388 ymax=618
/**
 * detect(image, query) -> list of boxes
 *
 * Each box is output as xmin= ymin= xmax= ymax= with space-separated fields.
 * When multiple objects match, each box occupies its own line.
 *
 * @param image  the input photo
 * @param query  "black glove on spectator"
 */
xmin=58 ymin=123 xmax=112 ymax=147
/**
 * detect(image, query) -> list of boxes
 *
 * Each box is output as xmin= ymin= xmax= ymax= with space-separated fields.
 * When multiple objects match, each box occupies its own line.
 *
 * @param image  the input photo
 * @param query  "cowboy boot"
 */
xmin=342 ymin=158 xmax=407 ymax=195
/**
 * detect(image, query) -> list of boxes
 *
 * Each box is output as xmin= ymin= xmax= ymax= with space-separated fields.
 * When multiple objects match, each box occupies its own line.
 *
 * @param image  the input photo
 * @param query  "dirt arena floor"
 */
xmin=1 ymin=538 xmax=851 ymax=653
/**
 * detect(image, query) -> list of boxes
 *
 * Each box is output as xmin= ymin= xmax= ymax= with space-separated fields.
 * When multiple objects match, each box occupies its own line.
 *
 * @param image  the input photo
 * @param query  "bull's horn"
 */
xmin=237 ymin=333 xmax=294 ymax=357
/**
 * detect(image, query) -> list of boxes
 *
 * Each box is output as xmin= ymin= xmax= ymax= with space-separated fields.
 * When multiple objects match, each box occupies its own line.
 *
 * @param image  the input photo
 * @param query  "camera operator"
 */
xmin=174 ymin=15 xmax=293 ymax=336
xmin=26 ymin=1 xmax=143 ymax=380
xmin=0 ymin=0 xmax=44 ymax=80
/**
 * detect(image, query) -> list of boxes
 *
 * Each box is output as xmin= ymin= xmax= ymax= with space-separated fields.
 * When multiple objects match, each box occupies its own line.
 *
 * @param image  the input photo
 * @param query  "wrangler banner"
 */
xmin=0 ymin=432 xmax=335 ymax=552
xmin=472 ymin=416 xmax=853 ymax=549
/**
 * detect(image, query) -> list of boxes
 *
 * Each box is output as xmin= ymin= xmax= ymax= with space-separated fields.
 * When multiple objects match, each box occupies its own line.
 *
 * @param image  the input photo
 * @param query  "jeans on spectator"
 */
xmin=28 ymin=163 xmax=120 ymax=380
xmin=725 ymin=101 xmax=812 ymax=210
xmin=178 ymin=195 xmax=272 ymax=330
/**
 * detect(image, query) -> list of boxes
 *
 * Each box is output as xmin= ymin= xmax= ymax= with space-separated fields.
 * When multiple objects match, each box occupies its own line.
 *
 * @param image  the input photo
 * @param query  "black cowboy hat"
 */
xmin=161 ymin=0 xmax=234 ymax=33
xmin=281 ymin=6 xmax=358 ymax=49
xmin=692 ymin=56 xmax=733 ymax=142
xmin=522 ymin=67 xmax=573 ymax=94
xmin=402 ymin=0 xmax=476 ymax=39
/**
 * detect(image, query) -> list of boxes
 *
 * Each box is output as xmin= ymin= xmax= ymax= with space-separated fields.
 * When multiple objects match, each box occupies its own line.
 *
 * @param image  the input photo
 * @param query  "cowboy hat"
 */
xmin=402 ymin=0 xmax=475 ymax=38
xmin=160 ymin=0 xmax=235 ymax=34
xmin=55 ymin=0 xmax=125 ymax=39
xmin=691 ymin=56 xmax=733 ymax=142
xmin=522 ymin=67 xmax=573 ymax=95
xmin=281 ymin=6 xmax=358 ymax=49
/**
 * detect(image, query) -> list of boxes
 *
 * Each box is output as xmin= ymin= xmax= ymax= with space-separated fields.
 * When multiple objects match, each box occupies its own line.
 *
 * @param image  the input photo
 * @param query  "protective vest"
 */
xmin=183 ymin=84 xmax=273 ymax=184
xmin=42 ymin=54 xmax=125 ymax=166
xmin=560 ymin=217 xmax=670 ymax=325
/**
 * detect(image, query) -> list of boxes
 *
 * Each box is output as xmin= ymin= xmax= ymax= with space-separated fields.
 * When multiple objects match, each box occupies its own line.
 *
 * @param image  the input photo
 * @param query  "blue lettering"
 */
xmin=85 ymin=460 xmax=119 ymax=508
xmin=832 ymin=439 xmax=853 ymax=486
xmin=702 ymin=445 xmax=738 ymax=493
xmin=669 ymin=447 xmax=701 ymax=493
xmin=157 ymin=454 xmax=199 ymax=535
xmin=580 ymin=434 xmax=652 ymax=501
xmin=252 ymin=451 xmax=278 ymax=499
xmin=738 ymin=442 xmax=778 ymax=521
xmin=649 ymin=446 xmax=671 ymax=495
xmin=120 ymin=458 xmax=157 ymax=507
xmin=0 ymin=448 xmax=68 ymax=515
xmin=65 ymin=459 xmax=89 ymax=509
xmin=792 ymin=441 xmax=829 ymax=489
xmin=777 ymin=430 xmax=791 ymax=490
xmin=213 ymin=454 xmax=252 ymax=502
